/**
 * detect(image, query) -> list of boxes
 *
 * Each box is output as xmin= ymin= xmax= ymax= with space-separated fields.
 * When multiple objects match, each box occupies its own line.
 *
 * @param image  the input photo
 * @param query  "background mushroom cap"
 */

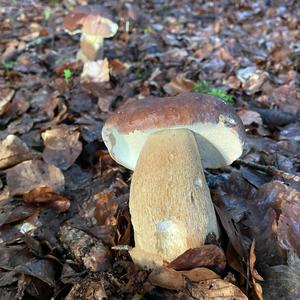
xmin=63 ymin=5 xmax=118 ymax=37
xmin=102 ymin=92 xmax=246 ymax=170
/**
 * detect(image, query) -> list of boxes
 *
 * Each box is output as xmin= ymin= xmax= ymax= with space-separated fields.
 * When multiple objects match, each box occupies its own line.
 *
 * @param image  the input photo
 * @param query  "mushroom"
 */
xmin=64 ymin=5 xmax=118 ymax=62
xmin=102 ymin=92 xmax=245 ymax=268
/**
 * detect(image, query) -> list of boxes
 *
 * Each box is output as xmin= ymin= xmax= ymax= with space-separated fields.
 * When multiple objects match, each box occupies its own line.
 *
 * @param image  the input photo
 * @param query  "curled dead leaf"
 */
xmin=249 ymin=242 xmax=264 ymax=300
xmin=167 ymin=245 xmax=226 ymax=272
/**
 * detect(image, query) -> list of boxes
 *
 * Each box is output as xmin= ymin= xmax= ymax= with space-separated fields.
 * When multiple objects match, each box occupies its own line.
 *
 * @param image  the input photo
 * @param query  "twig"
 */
xmin=236 ymin=159 xmax=300 ymax=183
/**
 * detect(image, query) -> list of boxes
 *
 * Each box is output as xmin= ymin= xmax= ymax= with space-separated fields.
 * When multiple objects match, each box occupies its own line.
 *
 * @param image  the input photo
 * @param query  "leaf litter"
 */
xmin=0 ymin=0 xmax=300 ymax=299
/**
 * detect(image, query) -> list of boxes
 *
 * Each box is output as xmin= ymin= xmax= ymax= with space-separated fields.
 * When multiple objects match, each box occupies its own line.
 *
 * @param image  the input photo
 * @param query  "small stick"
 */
xmin=236 ymin=159 xmax=300 ymax=183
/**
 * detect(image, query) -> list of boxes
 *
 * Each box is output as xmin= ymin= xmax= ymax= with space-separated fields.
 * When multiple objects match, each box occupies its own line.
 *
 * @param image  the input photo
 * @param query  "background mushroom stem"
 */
xmin=129 ymin=128 xmax=219 ymax=268
xmin=78 ymin=34 xmax=104 ymax=62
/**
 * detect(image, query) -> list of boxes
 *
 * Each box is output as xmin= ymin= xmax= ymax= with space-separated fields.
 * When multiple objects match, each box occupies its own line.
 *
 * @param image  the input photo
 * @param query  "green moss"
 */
xmin=193 ymin=80 xmax=235 ymax=105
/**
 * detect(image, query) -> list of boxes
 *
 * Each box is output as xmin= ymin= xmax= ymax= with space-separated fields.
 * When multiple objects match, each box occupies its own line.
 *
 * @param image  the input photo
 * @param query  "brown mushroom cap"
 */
xmin=63 ymin=5 xmax=118 ymax=37
xmin=102 ymin=92 xmax=246 ymax=170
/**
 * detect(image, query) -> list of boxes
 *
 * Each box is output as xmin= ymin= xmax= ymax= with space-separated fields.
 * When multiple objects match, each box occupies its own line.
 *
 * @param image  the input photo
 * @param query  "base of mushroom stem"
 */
xmin=129 ymin=232 xmax=220 ymax=270
xmin=129 ymin=247 xmax=164 ymax=270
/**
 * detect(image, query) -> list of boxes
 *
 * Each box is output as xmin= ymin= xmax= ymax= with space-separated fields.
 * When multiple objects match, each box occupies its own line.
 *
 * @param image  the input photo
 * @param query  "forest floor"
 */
xmin=0 ymin=0 xmax=299 ymax=299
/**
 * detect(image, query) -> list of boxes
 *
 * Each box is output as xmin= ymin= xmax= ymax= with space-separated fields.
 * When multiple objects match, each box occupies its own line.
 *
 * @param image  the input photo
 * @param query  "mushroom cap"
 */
xmin=63 ymin=5 xmax=118 ymax=37
xmin=102 ymin=92 xmax=246 ymax=170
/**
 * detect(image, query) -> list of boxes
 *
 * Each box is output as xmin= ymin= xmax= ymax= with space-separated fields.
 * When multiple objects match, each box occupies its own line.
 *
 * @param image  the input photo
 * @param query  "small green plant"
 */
xmin=193 ymin=80 xmax=235 ymax=105
xmin=193 ymin=81 xmax=209 ymax=93
xmin=43 ymin=7 xmax=52 ymax=22
xmin=64 ymin=69 xmax=72 ymax=81
xmin=143 ymin=27 xmax=150 ymax=34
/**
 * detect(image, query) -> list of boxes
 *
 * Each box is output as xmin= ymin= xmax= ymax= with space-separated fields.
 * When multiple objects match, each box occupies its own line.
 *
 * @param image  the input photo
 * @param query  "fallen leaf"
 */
xmin=6 ymin=160 xmax=65 ymax=196
xmin=163 ymin=76 xmax=195 ymax=96
xmin=94 ymin=191 xmax=118 ymax=226
xmin=167 ymin=245 xmax=226 ymax=272
xmin=0 ymin=199 xmax=37 ymax=226
xmin=180 ymin=267 xmax=220 ymax=282
xmin=23 ymin=186 xmax=70 ymax=213
xmin=42 ymin=126 xmax=82 ymax=170
xmin=189 ymin=279 xmax=248 ymax=299
xmin=249 ymin=242 xmax=264 ymax=300
xmin=0 ymin=89 xmax=15 ymax=116
xmin=7 ymin=113 xmax=33 ymax=135
xmin=262 ymin=252 xmax=300 ymax=300
xmin=163 ymin=48 xmax=188 ymax=63
xmin=0 ymin=135 xmax=36 ymax=170
xmin=15 ymin=259 xmax=56 ymax=287
xmin=110 ymin=59 xmax=130 ymax=77
xmin=0 ymin=245 xmax=32 ymax=270
xmin=277 ymin=189 xmax=300 ymax=257
xmin=237 ymin=67 xmax=268 ymax=95
xmin=148 ymin=267 xmax=185 ymax=290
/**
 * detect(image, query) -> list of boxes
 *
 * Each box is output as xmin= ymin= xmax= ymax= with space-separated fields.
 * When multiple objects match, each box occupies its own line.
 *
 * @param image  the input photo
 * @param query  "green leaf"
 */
xmin=63 ymin=69 xmax=72 ymax=80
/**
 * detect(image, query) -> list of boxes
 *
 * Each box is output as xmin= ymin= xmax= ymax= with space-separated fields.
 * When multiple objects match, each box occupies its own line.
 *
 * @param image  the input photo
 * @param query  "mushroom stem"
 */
xmin=129 ymin=128 xmax=219 ymax=268
xmin=77 ymin=34 xmax=104 ymax=62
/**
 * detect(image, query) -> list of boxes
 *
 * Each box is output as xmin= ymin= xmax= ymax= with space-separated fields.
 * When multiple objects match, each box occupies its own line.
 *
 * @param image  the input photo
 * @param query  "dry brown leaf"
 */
xmin=277 ymin=188 xmax=300 ymax=257
xmin=94 ymin=191 xmax=118 ymax=226
xmin=6 ymin=160 xmax=65 ymax=196
xmin=226 ymin=242 xmax=247 ymax=281
xmin=194 ymin=43 xmax=214 ymax=59
xmin=23 ymin=186 xmax=70 ymax=213
xmin=164 ymin=48 xmax=188 ymax=63
xmin=249 ymin=242 xmax=264 ymax=300
xmin=261 ymin=252 xmax=300 ymax=300
xmin=148 ymin=267 xmax=185 ymax=290
xmin=42 ymin=126 xmax=82 ymax=170
xmin=249 ymin=242 xmax=264 ymax=282
xmin=0 ymin=89 xmax=15 ymax=116
xmin=238 ymin=110 xmax=263 ymax=127
xmin=189 ymin=279 xmax=248 ymax=299
xmin=163 ymin=77 xmax=195 ymax=96
xmin=180 ymin=267 xmax=220 ymax=282
xmin=97 ymin=93 xmax=116 ymax=113
xmin=110 ymin=59 xmax=130 ymax=77
xmin=0 ymin=135 xmax=37 ymax=170
xmin=238 ymin=109 xmax=269 ymax=136
xmin=167 ymin=245 xmax=226 ymax=272
xmin=237 ymin=67 xmax=269 ymax=95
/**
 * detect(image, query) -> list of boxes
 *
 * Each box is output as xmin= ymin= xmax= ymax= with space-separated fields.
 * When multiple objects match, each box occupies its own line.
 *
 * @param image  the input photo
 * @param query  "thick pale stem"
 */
xmin=77 ymin=34 xmax=104 ymax=62
xmin=129 ymin=129 xmax=219 ymax=268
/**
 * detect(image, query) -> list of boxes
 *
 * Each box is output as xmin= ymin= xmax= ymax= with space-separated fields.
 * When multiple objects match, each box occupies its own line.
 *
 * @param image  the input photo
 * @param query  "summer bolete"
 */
xmin=102 ymin=92 xmax=245 ymax=268
xmin=64 ymin=5 xmax=118 ymax=62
